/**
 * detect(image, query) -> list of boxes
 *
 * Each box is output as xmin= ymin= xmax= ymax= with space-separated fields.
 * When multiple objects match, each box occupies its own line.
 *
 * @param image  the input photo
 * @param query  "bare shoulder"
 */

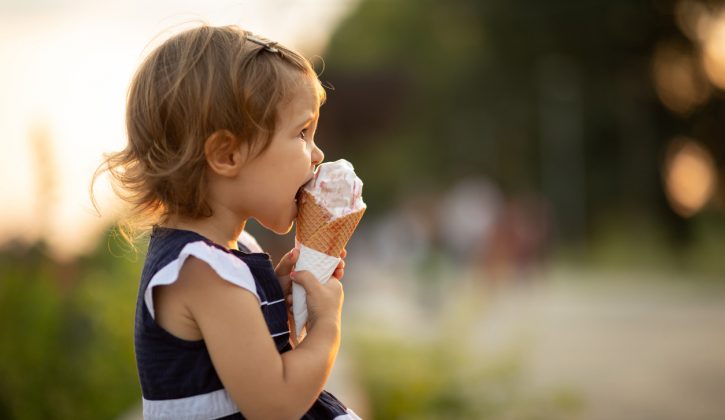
xmin=172 ymin=255 xmax=260 ymax=318
xmin=153 ymin=256 xmax=259 ymax=341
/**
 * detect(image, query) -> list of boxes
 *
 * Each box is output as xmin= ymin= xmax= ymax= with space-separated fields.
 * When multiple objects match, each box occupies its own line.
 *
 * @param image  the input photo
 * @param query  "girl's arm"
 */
xmin=173 ymin=256 xmax=343 ymax=420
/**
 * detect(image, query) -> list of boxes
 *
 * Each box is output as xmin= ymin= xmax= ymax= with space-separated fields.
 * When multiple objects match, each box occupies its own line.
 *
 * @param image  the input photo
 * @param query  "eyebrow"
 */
xmin=294 ymin=112 xmax=318 ymax=130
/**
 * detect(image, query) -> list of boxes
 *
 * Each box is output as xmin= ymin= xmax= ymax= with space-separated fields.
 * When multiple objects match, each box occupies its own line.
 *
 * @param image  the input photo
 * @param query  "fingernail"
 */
xmin=290 ymin=271 xmax=296 ymax=279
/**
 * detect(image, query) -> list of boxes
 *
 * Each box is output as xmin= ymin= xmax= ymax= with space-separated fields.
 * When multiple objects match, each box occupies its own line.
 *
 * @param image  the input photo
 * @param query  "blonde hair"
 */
xmin=91 ymin=24 xmax=326 ymax=246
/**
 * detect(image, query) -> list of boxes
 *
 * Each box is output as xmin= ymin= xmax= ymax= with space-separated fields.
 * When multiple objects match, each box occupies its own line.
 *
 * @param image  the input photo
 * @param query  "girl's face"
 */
xmin=236 ymin=77 xmax=324 ymax=234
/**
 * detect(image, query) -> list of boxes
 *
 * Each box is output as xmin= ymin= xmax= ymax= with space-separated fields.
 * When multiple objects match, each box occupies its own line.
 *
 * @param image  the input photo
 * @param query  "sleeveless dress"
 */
xmin=134 ymin=225 xmax=360 ymax=419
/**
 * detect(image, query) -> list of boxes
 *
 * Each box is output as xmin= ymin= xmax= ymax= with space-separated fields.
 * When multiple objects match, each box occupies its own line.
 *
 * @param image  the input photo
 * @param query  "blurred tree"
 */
xmin=319 ymin=0 xmax=724 ymax=247
xmin=0 ymin=231 xmax=142 ymax=419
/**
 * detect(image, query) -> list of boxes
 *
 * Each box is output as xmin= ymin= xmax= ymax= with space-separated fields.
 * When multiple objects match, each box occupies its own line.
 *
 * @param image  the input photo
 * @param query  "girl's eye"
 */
xmin=299 ymin=129 xmax=308 ymax=140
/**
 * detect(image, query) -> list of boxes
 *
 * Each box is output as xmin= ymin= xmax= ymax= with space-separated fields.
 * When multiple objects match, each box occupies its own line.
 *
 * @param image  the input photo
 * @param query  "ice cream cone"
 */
xmin=291 ymin=159 xmax=366 ymax=344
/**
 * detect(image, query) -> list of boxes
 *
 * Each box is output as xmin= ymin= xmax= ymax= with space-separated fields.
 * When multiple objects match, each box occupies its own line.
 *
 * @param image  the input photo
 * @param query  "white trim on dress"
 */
xmin=144 ymin=241 xmax=259 ymax=319
xmin=335 ymin=408 xmax=363 ymax=419
xmin=238 ymin=230 xmax=264 ymax=253
xmin=142 ymin=389 xmax=362 ymax=420
xmin=142 ymin=389 xmax=239 ymax=420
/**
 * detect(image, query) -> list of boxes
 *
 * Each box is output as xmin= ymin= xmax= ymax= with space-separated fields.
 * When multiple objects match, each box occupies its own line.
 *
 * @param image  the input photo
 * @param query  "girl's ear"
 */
xmin=204 ymin=130 xmax=245 ymax=177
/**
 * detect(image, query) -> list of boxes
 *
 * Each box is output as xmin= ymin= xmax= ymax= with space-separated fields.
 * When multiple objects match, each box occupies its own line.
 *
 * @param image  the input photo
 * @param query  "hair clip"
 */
xmin=246 ymin=34 xmax=280 ymax=53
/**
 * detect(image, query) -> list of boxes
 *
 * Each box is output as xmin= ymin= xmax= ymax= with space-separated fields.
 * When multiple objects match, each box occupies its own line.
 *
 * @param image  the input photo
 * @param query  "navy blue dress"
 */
xmin=134 ymin=225 xmax=359 ymax=419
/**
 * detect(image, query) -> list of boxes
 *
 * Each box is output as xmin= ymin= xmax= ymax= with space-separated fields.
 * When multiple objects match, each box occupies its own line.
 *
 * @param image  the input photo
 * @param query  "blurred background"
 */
xmin=1 ymin=0 xmax=725 ymax=418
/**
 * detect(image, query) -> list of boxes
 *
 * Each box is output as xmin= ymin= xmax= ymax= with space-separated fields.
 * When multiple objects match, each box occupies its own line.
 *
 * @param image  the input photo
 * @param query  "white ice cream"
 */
xmin=303 ymin=159 xmax=365 ymax=218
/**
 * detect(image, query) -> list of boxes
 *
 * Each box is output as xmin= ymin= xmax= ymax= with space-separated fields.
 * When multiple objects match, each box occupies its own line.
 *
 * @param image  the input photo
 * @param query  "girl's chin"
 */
xmin=260 ymin=208 xmax=296 ymax=235
xmin=268 ymin=195 xmax=299 ymax=232
xmin=271 ymin=227 xmax=292 ymax=235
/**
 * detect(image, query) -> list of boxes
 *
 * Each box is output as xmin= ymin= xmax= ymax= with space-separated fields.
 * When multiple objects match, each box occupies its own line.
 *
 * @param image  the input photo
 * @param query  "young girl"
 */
xmin=94 ymin=25 xmax=359 ymax=419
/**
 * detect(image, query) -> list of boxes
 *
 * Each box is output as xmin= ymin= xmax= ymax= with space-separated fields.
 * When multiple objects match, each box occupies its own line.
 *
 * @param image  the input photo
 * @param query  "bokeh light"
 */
xmin=702 ymin=12 xmax=725 ymax=89
xmin=651 ymin=40 xmax=710 ymax=115
xmin=663 ymin=137 xmax=717 ymax=217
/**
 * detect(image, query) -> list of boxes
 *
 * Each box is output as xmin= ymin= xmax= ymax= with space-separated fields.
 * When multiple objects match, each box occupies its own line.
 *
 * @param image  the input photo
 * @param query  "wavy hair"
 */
xmin=91 ymin=24 xmax=326 ymax=246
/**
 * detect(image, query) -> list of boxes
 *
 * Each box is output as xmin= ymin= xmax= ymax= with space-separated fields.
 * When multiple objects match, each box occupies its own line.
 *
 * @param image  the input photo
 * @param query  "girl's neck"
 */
xmin=162 ymin=215 xmax=246 ymax=251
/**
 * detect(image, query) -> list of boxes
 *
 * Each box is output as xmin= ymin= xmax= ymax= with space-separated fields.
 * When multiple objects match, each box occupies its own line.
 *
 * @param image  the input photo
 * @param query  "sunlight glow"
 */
xmin=663 ymin=137 xmax=717 ymax=218
xmin=673 ymin=1 xmax=725 ymax=91
xmin=702 ymin=15 xmax=725 ymax=89
xmin=0 ymin=0 xmax=360 ymax=260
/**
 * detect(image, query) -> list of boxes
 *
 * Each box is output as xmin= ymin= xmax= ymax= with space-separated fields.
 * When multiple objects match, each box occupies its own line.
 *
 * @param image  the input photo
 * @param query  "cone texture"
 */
xmin=295 ymin=190 xmax=366 ymax=256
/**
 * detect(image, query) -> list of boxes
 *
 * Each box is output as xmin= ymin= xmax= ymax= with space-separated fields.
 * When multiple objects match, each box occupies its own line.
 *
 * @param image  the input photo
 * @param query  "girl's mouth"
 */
xmin=295 ymin=176 xmax=313 ymax=204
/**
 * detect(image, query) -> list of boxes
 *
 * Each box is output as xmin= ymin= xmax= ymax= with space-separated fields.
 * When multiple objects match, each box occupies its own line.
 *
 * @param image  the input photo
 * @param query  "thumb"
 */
xmin=290 ymin=270 xmax=320 ymax=292
xmin=276 ymin=248 xmax=299 ymax=273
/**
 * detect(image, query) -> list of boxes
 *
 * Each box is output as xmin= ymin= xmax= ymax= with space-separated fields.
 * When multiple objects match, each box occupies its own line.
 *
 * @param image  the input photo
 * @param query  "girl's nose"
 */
xmin=312 ymin=144 xmax=324 ymax=166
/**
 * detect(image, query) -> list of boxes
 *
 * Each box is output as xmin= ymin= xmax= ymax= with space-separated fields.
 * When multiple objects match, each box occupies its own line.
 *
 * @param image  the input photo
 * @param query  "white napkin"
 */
xmin=291 ymin=243 xmax=340 ymax=342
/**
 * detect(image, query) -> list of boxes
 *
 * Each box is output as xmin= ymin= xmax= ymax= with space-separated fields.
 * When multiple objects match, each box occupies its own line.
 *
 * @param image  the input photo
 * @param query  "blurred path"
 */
xmin=470 ymin=267 xmax=725 ymax=420
xmin=117 ymin=265 xmax=725 ymax=420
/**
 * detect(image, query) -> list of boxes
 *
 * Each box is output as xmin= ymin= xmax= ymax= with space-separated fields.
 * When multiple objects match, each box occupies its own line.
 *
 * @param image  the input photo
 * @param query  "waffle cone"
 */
xmin=295 ymin=189 xmax=366 ymax=256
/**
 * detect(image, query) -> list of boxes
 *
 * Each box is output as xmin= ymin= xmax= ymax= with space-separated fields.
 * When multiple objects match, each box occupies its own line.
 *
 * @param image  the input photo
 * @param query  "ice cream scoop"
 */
xmin=303 ymin=159 xmax=365 ymax=218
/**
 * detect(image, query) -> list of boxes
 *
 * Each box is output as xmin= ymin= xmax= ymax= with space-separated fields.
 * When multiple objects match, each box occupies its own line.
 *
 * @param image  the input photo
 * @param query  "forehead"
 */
xmin=279 ymin=74 xmax=322 ymax=119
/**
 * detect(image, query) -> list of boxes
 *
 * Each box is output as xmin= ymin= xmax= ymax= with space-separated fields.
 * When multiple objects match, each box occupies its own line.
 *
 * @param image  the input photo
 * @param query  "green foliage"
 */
xmin=684 ymin=212 xmax=725 ymax=278
xmin=553 ymin=209 xmax=725 ymax=279
xmin=0 ymin=230 xmax=144 ymax=419
xmin=346 ymin=303 xmax=583 ymax=420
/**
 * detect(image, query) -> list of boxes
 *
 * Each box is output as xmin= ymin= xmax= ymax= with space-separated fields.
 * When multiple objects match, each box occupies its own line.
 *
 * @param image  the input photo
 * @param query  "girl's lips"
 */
xmin=294 ymin=174 xmax=314 ymax=203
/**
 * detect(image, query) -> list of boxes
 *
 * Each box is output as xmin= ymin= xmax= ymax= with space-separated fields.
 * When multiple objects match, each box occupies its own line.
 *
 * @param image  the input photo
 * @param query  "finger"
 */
xmin=286 ymin=248 xmax=299 ymax=264
xmin=333 ymin=268 xmax=344 ymax=280
xmin=340 ymin=248 xmax=347 ymax=259
xmin=290 ymin=270 xmax=321 ymax=291
xmin=335 ymin=260 xmax=346 ymax=270
xmin=276 ymin=248 xmax=299 ymax=273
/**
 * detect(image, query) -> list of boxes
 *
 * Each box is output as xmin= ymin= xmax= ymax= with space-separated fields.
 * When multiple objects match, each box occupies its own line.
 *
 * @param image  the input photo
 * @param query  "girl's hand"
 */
xmin=274 ymin=248 xmax=347 ymax=311
xmin=276 ymin=248 xmax=346 ymax=345
xmin=289 ymin=269 xmax=344 ymax=331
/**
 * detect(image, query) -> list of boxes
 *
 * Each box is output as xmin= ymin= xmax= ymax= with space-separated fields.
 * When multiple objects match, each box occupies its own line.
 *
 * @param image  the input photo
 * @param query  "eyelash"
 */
xmin=299 ymin=129 xmax=308 ymax=140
